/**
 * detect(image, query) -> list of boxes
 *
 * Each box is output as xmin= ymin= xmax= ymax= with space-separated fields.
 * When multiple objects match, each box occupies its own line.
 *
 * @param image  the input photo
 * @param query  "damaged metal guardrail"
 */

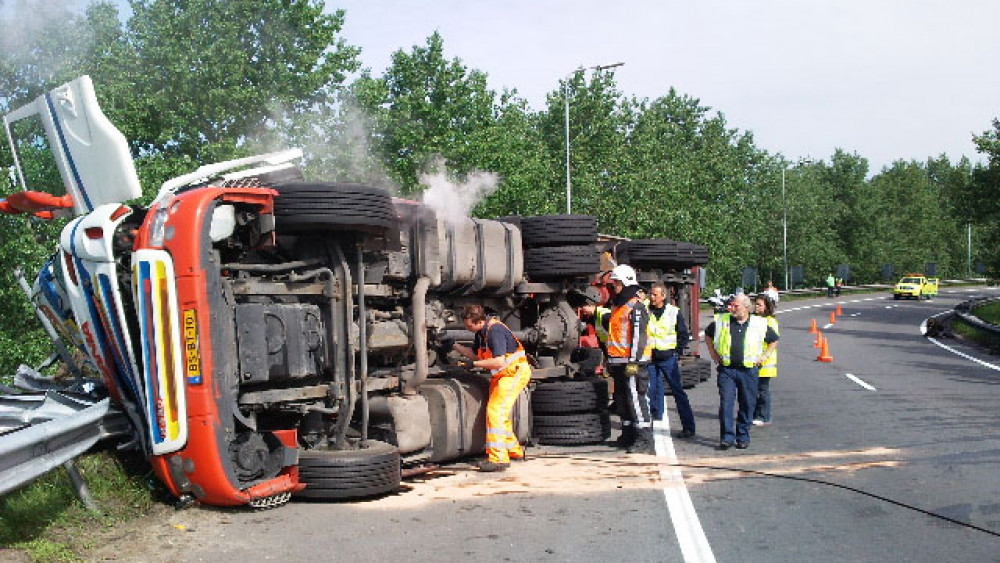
xmin=0 ymin=367 xmax=132 ymax=507
xmin=0 ymin=395 xmax=109 ymax=497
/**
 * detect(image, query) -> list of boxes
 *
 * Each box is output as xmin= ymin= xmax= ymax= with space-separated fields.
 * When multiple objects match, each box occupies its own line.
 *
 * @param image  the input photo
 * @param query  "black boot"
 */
xmin=627 ymin=429 xmax=656 ymax=454
xmin=614 ymin=425 xmax=637 ymax=448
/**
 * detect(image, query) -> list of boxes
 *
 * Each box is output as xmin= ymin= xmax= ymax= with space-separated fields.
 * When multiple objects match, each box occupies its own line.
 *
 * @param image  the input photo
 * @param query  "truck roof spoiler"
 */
xmin=152 ymin=148 xmax=304 ymax=205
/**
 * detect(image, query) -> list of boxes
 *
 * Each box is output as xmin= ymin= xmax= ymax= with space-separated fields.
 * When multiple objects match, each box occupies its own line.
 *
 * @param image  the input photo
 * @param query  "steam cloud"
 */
xmin=419 ymin=162 xmax=499 ymax=224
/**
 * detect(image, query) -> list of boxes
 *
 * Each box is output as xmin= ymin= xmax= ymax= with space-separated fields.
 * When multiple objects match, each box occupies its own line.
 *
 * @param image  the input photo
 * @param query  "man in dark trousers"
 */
xmin=704 ymin=293 xmax=779 ymax=450
xmin=646 ymin=282 xmax=695 ymax=438
xmin=603 ymin=264 xmax=655 ymax=454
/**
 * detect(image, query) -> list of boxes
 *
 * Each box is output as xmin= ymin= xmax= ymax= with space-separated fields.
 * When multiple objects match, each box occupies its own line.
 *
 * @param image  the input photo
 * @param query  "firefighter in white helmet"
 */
xmin=603 ymin=264 xmax=655 ymax=454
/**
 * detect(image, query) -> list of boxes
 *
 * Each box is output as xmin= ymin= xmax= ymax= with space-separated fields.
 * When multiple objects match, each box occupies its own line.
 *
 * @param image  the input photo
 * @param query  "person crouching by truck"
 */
xmin=451 ymin=305 xmax=532 ymax=472
xmin=704 ymin=293 xmax=779 ymax=451
xmin=604 ymin=264 xmax=656 ymax=455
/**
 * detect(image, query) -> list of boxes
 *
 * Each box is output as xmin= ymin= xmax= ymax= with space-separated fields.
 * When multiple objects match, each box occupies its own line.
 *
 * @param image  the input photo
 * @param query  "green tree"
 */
xmin=352 ymin=32 xmax=496 ymax=194
xmin=969 ymin=119 xmax=1000 ymax=276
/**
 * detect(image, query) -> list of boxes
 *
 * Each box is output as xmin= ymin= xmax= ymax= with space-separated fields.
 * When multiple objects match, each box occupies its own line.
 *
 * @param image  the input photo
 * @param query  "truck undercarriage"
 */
xmin=1 ymin=76 xmax=710 ymax=507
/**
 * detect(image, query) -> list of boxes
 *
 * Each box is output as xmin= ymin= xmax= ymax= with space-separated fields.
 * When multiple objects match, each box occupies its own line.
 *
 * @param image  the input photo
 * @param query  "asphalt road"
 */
xmin=87 ymin=287 xmax=1000 ymax=563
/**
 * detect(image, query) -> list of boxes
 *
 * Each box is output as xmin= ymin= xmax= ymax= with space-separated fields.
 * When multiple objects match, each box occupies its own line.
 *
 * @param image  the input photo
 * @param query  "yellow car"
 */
xmin=893 ymin=274 xmax=939 ymax=300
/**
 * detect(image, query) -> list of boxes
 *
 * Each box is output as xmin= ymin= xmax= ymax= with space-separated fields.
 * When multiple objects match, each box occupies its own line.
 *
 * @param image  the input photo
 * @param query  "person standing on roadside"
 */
xmin=645 ymin=282 xmax=696 ymax=438
xmin=763 ymin=280 xmax=780 ymax=304
xmin=604 ymin=264 xmax=655 ymax=454
xmin=704 ymin=293 xmax=779 ymax=450
xmin=752 ymin=295 xmax=780 ymax=427
xmin=452 ymin=305 xmax=532 ymax=472
xmin=826 ymin=273 xmax=836 ymax=298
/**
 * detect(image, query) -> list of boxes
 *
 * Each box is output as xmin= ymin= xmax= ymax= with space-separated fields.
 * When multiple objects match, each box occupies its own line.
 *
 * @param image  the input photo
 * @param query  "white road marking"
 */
xmin=653 ymin=422 xmax=717 ymax=563
xmin=823 ymin=323 xmax=833 ymax=329
xmin=845 ymin=373 xmax=877 ymax=391
xmin=921 ymin=317 xmax=1000 ymax=372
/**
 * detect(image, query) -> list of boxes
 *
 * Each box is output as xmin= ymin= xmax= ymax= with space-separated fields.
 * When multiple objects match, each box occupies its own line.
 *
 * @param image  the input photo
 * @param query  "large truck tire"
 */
xmin=519 ymin=214 xmax=598 ymax=247
xmin=524 ymin=245 xmax=601 ymax=279
xmin=531 ymin=379 xmax=609 ymax=414
xmin=273 ymin=181 xmax=398 ymax=234
xmin=532 ymin=412 xmax=611 ymax=445
xmin=295 ymin=440 xmax=401 ymax=500
xmin=619 ymin=239 xmax=710 ymax=268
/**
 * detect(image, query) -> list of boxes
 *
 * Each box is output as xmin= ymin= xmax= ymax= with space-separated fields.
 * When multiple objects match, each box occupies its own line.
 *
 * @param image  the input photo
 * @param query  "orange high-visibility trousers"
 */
xmin=485 ymin=361 xmax=532 ymax=463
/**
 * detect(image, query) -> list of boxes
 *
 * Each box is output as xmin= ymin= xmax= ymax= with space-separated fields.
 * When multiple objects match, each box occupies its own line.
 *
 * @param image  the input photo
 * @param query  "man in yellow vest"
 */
xmin=704 ymin=293 xmax=779 ymax=450
xmin=604 ymin=264 xmax=655 ymax=454
xmin=453 ymin=305 xmax=532 ymax=472
xmin=646 ymin=282 xmax=695 ymax=438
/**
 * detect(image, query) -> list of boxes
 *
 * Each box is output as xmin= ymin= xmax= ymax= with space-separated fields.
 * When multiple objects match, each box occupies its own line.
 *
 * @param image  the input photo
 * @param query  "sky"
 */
xmin=328 ymin=0 xmax=1000 ymax=173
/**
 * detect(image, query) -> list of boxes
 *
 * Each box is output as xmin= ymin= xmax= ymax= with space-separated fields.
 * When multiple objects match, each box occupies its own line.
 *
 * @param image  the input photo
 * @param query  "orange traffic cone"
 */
xmin=830 ymin=311 xmax=837 ymax=325
xmin=836 ymin=304 xmax=843 ymax=316
xmin=809 ymin=319 xmax=818 ymax=334
xmin=818 ymin=336 xmax=834 ymax=362
xmin=814 ymin=330 xmax=823 ymax=348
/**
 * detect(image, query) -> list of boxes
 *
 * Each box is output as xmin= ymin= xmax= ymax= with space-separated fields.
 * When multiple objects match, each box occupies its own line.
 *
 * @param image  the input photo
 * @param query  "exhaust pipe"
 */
xmin=404 ymin=276 xmax=431 ymax=395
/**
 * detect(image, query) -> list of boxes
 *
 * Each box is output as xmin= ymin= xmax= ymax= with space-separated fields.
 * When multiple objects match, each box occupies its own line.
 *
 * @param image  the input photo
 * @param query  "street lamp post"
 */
xmin=782 ymin=168 xmax=788 ymax=291
xmin=564 ymin=61 xmax=624 ymax=214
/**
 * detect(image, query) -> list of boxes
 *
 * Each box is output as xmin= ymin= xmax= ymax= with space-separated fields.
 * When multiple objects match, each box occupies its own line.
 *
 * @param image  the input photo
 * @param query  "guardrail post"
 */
xmin=62 ymin=460 xmax=99 ymax=512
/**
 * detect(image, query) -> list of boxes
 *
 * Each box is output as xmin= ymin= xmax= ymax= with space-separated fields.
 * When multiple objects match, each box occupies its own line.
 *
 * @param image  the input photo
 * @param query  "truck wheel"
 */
xmin=519 ymin=215 xmax=598 ymax=247
xmin=273 ymin=182 xmax=398 ymax=234
xmin=893 ymin=294 xmax=900 ymax=300
xmin=531 ymin=379 xmax=609 ymax=414
xmin=532 ymin=412 xmax=611 ymax=445
xmin=618 ymin=239 xmax=710 ymax=268
xmin=295 ymin=440 xmax=401 ymax=500
xmin=524 ymin=245 xmax=601 ymax=279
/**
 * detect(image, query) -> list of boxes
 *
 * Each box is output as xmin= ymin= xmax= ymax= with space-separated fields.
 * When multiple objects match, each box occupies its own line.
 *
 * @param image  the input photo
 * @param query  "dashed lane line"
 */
xmin=844 ymin=373 xmax=877 ymax=391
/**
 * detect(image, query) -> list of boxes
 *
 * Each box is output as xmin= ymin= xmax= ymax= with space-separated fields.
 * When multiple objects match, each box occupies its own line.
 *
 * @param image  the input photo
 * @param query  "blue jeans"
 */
xmin=647 ymin=355 xmax=696 ymax=432
xmin=754 ymin=377 xmax=772 ymax=422
xmin=717 ymin=365 xmax=758 ymax=444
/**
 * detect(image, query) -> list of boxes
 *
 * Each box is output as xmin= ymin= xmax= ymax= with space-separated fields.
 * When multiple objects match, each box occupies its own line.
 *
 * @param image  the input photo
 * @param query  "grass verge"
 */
xmin=0 ymin=449 xmax=158 ymax=562
xmin=972 ymin=300 xmax=1000 ymax=325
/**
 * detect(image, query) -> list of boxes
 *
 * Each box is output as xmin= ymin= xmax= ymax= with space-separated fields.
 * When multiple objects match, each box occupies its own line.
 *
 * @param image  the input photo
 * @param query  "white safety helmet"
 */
xmin=609 ymin=264 xmax=638 ymax=287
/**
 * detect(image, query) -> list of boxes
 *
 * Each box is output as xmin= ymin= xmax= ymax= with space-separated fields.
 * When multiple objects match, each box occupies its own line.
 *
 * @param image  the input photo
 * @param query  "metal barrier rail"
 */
xmin=952 ymin=297 xmax=1000 ymax=351
xmin=0 ymin=396 xmax=111 ymax=495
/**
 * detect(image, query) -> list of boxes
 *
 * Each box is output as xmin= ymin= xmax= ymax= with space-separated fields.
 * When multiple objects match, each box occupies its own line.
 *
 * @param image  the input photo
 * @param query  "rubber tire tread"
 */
xmin=295 ymin=440 xmax=401 ymax=500
xmin=620 ymin=239 xmax=710 ymax=268
xmin=531 ymin=380 xmax=608 ymax=414
xmin=524 ymin=245 xmax=601 ymax=279
xmin=273 ymin=182 xmax=397 ymax=234
xmin=532 ymin=412 xmax=611 ymax=445
xmin=520 ymin=215 xmax=598 ymax=247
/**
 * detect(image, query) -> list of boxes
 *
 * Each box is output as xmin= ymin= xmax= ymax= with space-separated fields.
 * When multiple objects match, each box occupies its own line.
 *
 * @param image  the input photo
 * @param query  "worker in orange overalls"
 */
xmin=453 ymin=304 xmax=532 ymax=472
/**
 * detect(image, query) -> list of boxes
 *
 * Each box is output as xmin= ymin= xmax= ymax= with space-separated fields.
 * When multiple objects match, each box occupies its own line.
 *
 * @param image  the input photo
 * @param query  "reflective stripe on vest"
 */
xmin=647 ymin=303 xmax=679 ymax=351
xmin=477 ymin=318 xmax=529 ymax=376
xmin=713 ymin=313 xmax=768 ymax=367
xmin=607 ymin=297 xmax=651 ymax=363
xmin=759 ymin=316 xmax=779 ymax=377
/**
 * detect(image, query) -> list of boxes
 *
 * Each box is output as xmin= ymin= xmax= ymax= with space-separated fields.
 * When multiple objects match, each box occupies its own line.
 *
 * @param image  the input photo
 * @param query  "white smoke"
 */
xmin=419 ymin=161 xmax=499 ymax=224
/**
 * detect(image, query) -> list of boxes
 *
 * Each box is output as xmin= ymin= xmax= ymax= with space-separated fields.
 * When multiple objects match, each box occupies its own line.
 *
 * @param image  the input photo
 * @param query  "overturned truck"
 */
xmin=1 ymin=76 xmax=710 ymax=507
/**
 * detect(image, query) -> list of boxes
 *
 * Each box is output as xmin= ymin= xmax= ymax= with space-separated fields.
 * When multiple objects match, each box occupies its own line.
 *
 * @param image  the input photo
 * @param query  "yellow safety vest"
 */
xmin=647 ymin=303 xmax=679 ymax=351
xmin=759 ymin=316 xmax=779 ymax=377
xmin=594 ymin=307 xmax=611 ymax=344
xmin=713 ymin=313 xmax=767 ymax=367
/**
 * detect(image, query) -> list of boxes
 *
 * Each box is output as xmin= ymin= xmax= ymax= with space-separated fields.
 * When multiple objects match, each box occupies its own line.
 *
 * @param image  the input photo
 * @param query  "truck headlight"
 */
xmin=149 ymin=205 xmax=170 ymax=247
